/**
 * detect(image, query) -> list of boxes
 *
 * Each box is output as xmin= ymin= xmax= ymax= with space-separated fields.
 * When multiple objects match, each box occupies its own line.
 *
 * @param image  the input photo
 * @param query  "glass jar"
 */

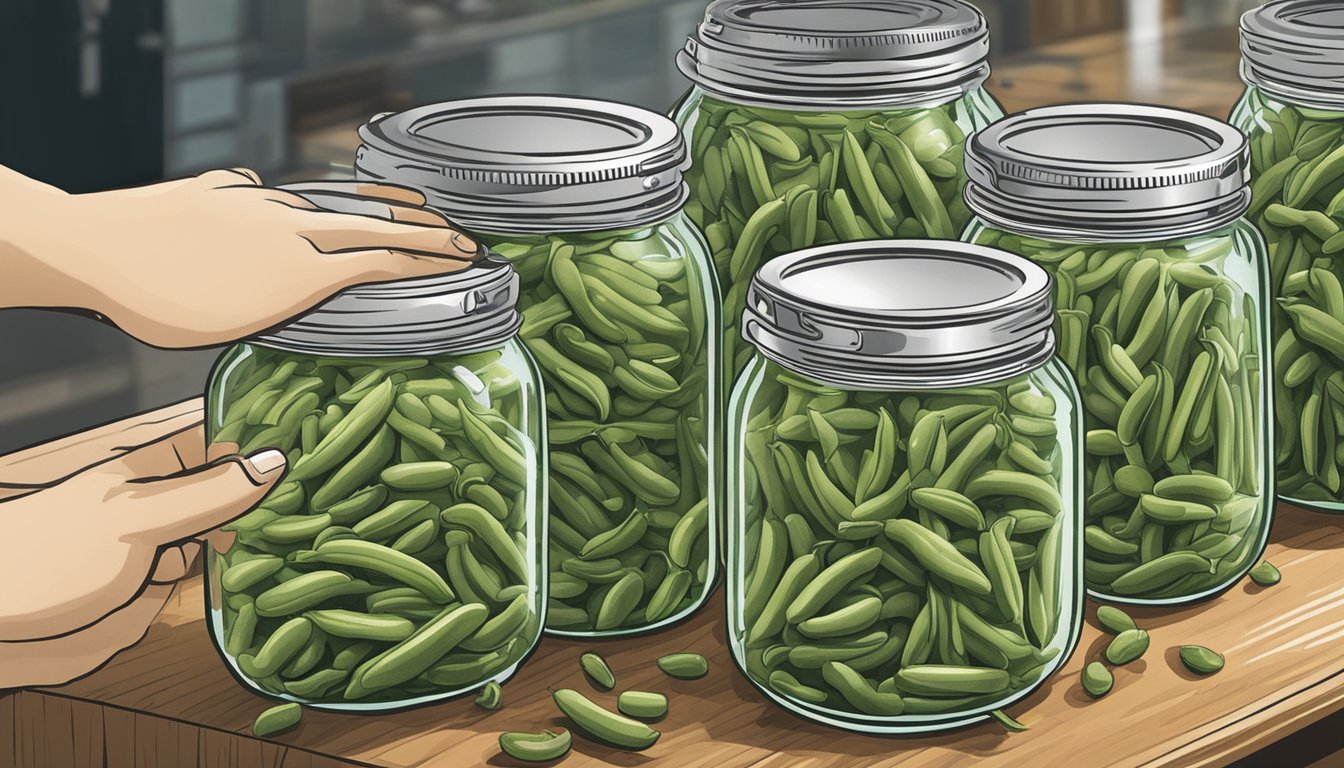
xmin=204 ymin=186 xmax=546 ymax=710
xmin=357 ymin=97 xmax=719 ymax=637
xmin=728 ymin=241 xmax=1083 ymax=734
xmin=1230 ymin=1 xmax=1344 ymax=510
xmin=962 ymin=104 xmax=1273 ymax=605
xmin=672 ymin=0 xmax=1004 ymax=383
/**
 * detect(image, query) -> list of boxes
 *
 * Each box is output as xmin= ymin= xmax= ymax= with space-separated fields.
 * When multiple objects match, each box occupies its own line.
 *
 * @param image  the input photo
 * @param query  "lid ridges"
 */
xmin=680 ymin=0 xmax=991 ymax=109
xmin=964 ymin=103 xmax=1251 ymax=240
xmin=1240 ymin=1 xmax=1344 ymax=107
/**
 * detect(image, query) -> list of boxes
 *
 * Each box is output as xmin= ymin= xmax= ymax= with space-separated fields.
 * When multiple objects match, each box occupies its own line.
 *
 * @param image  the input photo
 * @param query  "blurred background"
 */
xmin=0 ymin=0 xmax=1259 ymax=455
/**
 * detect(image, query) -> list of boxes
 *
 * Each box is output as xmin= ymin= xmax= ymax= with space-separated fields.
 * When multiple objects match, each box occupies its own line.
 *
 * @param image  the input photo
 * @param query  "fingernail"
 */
xmin=451 ymin=231 xmax=480 ymax=256
xmin=245 ymin=449 xmax=286 ymax=477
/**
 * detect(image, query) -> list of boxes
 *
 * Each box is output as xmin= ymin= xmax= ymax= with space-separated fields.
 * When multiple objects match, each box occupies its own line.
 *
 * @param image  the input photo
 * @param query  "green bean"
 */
xmin=346 ymin=603 xmax=489 ymax=698
xmin=967 ymin=227 xmax=1268 ymax=600
xmin=1178 ymin=644 xmax=1224 ymax=675
xmin=475 ymin=681 xmax=504 ymax=710
xmin=552 ymin=688 xmax=661 ymax=750
xmin=574 ymin=652 xmax=616 ymax=691
xmin=1095 ymin=605 xmax=1137 ymax=634
xmin=1082 ymin=661 xmax=1113 ymax=698
xmin=618 ymin=691 xmax=669 ymax=721
xmin=1249 ymin=560 xmax=1281 ymax=586
xmin=1105 ymin=628 xmax=1150 ymax=665
xmin=656 ymin=653 xmax=708 ymax=680
xmin=252 ymin=703 xmax=303 ymax=737
xmin=732 ymin=363 xmax=1073 ymax=721
xmin=498 ymin=730 xmax=573 ymax=762
xmin=207 ymin=347 xmax=543 ymax=705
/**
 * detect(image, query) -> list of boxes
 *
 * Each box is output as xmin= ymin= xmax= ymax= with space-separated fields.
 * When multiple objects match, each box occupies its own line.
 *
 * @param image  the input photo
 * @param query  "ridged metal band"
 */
xmin=677 ymin=0 xmax=991 ymax=110
xmin=742 ymin=240 xmax=1056 ymax=390
xmin=963 ymin=103 xmax=1251 ymax=241
xmin=1240 ymin=1 xmax=1344 ymax=110
xmin=356 ymin=96 xmax=690 ymax=233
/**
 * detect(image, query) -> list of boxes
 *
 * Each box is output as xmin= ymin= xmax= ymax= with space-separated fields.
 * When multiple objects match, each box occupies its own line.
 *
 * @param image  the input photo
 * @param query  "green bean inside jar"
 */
xmin=728 ymin=241 xmax=1083 ymax=734
xmin=962 ymin=104 xmax=1273 ymax=605
xmin=205 ymin=185 xmax=546 ymax=710
xmin=672 ymin=0 xmax=1004 ymax=386
xmin=356 ymin=97 xmax=719 ymax=637
xmin=1230 ymin=1 xmax=1344 ymax=510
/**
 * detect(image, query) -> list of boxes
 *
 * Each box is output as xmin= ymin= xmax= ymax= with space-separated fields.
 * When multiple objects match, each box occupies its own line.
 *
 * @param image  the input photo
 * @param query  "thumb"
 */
xmin=120 ymin=449 xmax=287 ymax=545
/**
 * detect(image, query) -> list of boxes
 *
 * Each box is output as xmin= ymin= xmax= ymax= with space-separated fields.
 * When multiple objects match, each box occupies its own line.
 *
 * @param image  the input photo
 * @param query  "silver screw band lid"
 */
xmin=963 ymin=103 xmax=1251 ymax=242
xmin=677 ymin=0 xmax=991 ymax=110
xmin=742 ymin=240 xmax=1056 ymax=390
xmin=355 ymin=96 xmax=689 ymax=233
xmin=255 ymin=184 xmax=521 ymax=357
xmin=1241 ymin=1 xmax=1344 ymax=109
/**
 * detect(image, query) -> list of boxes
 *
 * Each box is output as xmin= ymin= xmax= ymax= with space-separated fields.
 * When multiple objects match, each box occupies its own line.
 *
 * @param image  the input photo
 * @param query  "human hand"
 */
xmin=0 ymin=423 xmax=284 ymax=688
xmin=0 ymin=167 xmax=480 ymax=348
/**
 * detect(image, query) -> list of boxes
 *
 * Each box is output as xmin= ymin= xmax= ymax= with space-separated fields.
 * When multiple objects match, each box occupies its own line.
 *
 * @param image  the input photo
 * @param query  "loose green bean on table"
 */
xmin=208 ymin=344 xmax=541 ymax=705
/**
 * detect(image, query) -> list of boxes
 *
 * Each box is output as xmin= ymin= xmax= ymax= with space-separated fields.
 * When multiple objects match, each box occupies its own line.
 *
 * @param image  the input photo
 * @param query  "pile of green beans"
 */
xmin=207 ymin=343 xmax=542 ymax=705
xmin=677 ymin=91 xmax=999 ymax=381
xmin=968 ymin=227 xmax=1268 ymax=600
xmin=733 ymin=361 xmax=1075 ymax=720
xmin=1235 ymin=90 xmax=1344 ymax=503
xmin=475 ymin=224 xmax=716 ymax=634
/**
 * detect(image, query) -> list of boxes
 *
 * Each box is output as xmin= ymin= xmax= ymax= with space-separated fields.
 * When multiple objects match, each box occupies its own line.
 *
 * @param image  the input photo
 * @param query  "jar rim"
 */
xmin=963 ymin=103 xmax=1252 ymax=241
xmin=677 ymin=0 xmax=992 ymax=110
xmin=356 ymin=96 xmax=690 ymax=232
xmin=1240 ymin=1 xmax=1344 ymax=110
xmin=742 ymin=240 xmax=1056 ymax=390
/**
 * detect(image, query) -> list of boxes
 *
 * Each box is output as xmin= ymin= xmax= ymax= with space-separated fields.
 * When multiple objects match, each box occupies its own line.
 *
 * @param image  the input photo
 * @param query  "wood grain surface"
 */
xmin=4 ymin=400 xmax=1344 ymax=768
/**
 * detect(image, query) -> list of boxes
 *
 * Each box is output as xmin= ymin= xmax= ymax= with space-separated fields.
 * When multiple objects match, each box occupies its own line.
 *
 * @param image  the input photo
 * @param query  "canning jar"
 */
xmin=728 ymin=241 xmax=1083 ymax=734
xmin=962 ymin=104 xmax=1273 ymax=605
xmin=205 ymin=186 xmax=546 ymax=710
xmin=1230 ymin=1 xmax=1344 ymax=510
xmin=356 ymin=97 xmax=719 ymax=637
xmin=673 ymin=0 xmax=1004 ymax=383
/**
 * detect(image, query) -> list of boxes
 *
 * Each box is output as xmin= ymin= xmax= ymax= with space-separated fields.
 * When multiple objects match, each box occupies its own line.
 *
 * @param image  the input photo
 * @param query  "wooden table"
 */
xmin=5 ymin=400 xmax=1344 ymax=768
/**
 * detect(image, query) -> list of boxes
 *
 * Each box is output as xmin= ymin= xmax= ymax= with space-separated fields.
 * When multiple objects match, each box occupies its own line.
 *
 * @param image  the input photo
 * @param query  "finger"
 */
xmin=299 ymin=214 xmax=479 ymax=260
xmin=119 ymin=450 xmax=286 ymax=545
xmin=332 ymin=248 xmax=481 ymax=286
xmin=0 ymin=584 xmax=173 ymax=689
xmin=208 ymin=440 xmax=240 ymax=463
xmin=288 ymin=193 xmax=453 ymax=229
xmin=150 ymin=540 xmax=201 ymax=584
xmin=204 ymin=528 xmax=236 ymax=555
xmin=197 ymin=167 xmax=262 ymax=188
xmin=109 ymin=423 xmax=208 ymax=478
xmin=0 ymin=408 xmax=201 ymax=490
xmin=281 ymin=180 xmax=427 ymax=207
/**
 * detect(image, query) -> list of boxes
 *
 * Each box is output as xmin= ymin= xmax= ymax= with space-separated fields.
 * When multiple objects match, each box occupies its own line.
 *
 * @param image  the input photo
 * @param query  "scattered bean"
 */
xmin=1178 ymin=644 xmax=1224 ymax=675
xmin=253 ymin=703 xmax=302 ymax=737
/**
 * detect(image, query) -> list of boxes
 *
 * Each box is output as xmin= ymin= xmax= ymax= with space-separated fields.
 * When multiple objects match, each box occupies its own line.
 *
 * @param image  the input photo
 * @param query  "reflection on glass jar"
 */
xmin=727 ymin=241 xmax=1083 ymax=734
xmin=672 ymin=0 xmax=1004 ymax=384
xmin=1230 ymin=0 xmax=1344 ymax=510
xmin=205 ymin=187 xmax=546 ymax=710
xmin=357 ymin=97 xmax=720 ymax=637
xmin=963 ymin=104 xmax=1273 ymax=605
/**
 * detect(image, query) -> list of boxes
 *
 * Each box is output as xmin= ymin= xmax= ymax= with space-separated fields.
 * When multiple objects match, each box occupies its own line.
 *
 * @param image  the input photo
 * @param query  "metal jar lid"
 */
xmin=355 ymin=96 xmax=688 ymax=233
xmin=963 ymin=104 xmax=1251 ymax=242
xmin=742 ymin=240 xmax=1056 ymax=390
xmin=254 ymin=184 xmax=521 ymax=357
xmin=1241 ymin=1 xmax=1344 ymax=109
xmin=677 ymin=0 xmax=991 ymax=110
